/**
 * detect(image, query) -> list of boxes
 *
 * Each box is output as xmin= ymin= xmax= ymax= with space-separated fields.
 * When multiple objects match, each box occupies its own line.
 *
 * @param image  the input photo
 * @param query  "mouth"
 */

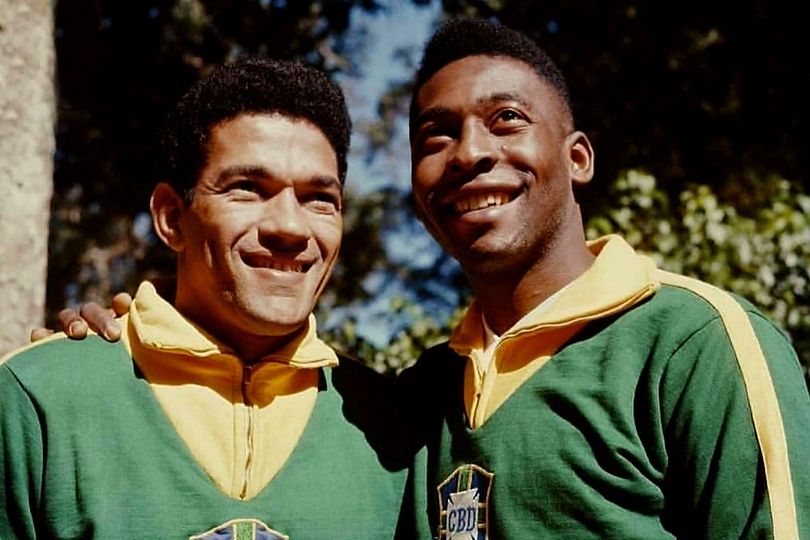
xmin=241 ymin=254 xmax=313 ymax=273
xmin=449 ymin=191 xmax=516 ymax=215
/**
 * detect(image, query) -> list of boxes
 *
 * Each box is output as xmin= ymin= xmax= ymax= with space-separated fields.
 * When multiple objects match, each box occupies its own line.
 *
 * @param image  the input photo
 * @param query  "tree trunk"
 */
xmin=0 ymin=0 xmax=55 ymax=354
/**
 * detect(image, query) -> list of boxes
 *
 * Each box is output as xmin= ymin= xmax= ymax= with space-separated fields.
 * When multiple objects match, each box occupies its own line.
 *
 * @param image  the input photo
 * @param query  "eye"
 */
xmin=302 ymin=191 xmax=341 ymax=214
xmin=491 ymin=109 xmax=528 ymax=131
xmin=224 ymin=179 xmax=263 ymax=201
xmin=416 ymin=123 xmax=455 ymax=154
xmin=420 ymin=124 xmax=448 ymax=141
xmin=229 ymin=180 xmax=259 ymax=193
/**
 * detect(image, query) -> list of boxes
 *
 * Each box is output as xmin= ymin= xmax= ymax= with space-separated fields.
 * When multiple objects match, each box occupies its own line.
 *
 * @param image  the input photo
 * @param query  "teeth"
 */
xmin=266 ymin=262 xmax=303 ymax=272
xmin=453 ymin=192 xmax=510 ymax=214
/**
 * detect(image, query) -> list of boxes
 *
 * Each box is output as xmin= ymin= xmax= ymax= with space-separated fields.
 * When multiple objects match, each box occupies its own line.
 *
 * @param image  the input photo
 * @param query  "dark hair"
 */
xmin=162 ymin=57 xmax=351 ymax=196
xmin=411 ymin=18 xmax=573 ymax=124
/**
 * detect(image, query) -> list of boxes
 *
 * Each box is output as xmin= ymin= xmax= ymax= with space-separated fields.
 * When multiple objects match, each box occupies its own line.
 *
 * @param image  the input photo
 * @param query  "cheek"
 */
xmin=505 ymin=139 xmax=548 ymax=170
xmin=412 ymin=168 xmax=439 ymax=218
xmin=202 ymin=223 xmax=241 ymax=252
xmin=314 ymin=219 xmax=343 ymax=260
xmin=412 ymin=152 xmax=445 ymax=189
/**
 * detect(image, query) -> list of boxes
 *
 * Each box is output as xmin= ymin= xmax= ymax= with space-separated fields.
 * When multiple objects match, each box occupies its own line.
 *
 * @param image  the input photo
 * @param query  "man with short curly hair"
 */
xmin=402 ymin=18 xmax=810 ymax=539
xmin=0 ymin=58 xmax=417 ymax=539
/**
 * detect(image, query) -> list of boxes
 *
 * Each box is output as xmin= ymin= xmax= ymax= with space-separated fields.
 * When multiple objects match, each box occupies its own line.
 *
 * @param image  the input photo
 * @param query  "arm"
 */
xmin=0 ymin=366 xmax=44 ymax=538
xmin=660 ymin=313 xmax=810 ymax=539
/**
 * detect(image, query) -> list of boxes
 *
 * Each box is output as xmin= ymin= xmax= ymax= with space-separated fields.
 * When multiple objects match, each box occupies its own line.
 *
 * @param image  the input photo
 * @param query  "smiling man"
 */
xmin=0 ymin=58 xmax=417 ymax=539
xmin=402 ymin=18 xmax=810 ymax=539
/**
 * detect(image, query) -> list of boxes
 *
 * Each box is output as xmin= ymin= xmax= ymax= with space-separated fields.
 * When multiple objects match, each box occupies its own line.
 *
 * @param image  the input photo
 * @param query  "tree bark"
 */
xmin=0 ymin=0 xmax=55 ymax=354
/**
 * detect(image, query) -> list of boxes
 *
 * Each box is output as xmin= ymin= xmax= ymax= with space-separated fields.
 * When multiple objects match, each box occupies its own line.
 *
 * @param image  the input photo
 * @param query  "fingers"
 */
xmin=79 ymin=302 xmax=122 ymax=342
xmin=30 ymin=327 xmax=55 ymax=342
xmin=110 ymin=292 xmax=133 ymax=317
xmin=58 ymin=308 xmax=89 ymax=339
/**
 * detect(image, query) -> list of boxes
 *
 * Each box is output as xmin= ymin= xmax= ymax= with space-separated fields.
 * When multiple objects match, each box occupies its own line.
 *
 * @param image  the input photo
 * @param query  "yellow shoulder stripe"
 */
xmin=658 ymin=270 xmax=797 ymax=539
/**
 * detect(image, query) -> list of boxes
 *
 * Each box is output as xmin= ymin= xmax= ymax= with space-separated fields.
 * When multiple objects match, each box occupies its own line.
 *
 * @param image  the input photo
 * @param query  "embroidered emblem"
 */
xmin=189 ymin=518 xmax=288 ymax=540
xmin=437 ymin=464 xmax=494 ymax=540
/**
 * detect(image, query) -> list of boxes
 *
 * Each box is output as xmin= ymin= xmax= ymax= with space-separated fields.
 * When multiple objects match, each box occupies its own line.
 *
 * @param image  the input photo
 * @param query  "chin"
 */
xmin=234 ymin=300 xmax=313 ymax=335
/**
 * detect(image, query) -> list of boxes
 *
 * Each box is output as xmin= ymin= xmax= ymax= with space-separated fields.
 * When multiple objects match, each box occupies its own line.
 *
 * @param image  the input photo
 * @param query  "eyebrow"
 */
xmin=305 ymin=175 xmax=344 ymax=192
xmin=415 ymin=92 xmax=532 ymax=127
xmin=216 ymin=165 xmax=270 ymax=183
xmin=478 ymin=92 xmax=531 ymax=109
xmin=414 ymin=106 xmax=453 ymax=128
xmin=216 ymin=165 xmax=342 ymax=191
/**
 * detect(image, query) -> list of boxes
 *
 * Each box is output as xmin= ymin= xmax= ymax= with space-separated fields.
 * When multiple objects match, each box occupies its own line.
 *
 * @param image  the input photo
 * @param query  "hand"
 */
xmin=29 ymin=292 xmax=132 ymax=343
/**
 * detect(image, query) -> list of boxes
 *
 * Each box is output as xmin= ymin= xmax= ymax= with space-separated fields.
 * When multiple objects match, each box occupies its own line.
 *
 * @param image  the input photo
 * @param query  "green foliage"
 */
xmin=587 ymin=170 xmax=810 ymax=380
xmin=321 ymin=296 xmax=464 ymax=374
xmin=46 ymin=1 xmax=809 ymax=383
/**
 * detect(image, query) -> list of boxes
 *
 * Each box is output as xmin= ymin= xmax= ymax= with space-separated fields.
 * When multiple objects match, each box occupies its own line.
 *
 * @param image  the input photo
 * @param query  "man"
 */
xmin=400 ymin=18 xmax=810 ymax=539
xmin=1 ymin=58 xmax=419 ymax=539
xmin=37 ymin=18 xmax=810 ymax=539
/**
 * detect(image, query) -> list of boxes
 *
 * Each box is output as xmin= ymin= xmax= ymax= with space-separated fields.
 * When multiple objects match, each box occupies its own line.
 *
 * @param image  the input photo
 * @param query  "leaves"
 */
xmin=587 ymin=170 xmax=810 ymax=381
xmin=47 ymin=1 xmax=808 ymax=381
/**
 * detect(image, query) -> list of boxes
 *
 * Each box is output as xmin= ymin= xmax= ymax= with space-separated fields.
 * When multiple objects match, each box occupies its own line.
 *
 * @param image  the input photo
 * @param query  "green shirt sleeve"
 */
xmin=660 ymin=313 xmax=810 ymax=539
xmin=0 ymin=364 xmax=43 ymax=539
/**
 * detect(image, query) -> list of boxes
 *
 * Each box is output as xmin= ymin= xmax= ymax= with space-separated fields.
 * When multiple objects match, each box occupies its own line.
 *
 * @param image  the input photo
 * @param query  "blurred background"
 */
xmin=1 ymin=0 xmax=808 ymax=379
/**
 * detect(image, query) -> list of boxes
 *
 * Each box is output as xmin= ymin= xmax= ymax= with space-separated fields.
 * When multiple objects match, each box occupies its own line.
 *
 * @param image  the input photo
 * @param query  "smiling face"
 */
xmin=154 ymin=113 xmax=342 ymax=358
xmin=411 ymin=55 xmax=593 ymax=280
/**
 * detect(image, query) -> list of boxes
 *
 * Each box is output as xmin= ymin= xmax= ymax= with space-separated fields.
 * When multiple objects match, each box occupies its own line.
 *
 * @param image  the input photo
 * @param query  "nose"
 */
xmin=257 ymin=188 xmax=310 ymax=250
xmin=448 ymin=120 xmax=496 ymax=174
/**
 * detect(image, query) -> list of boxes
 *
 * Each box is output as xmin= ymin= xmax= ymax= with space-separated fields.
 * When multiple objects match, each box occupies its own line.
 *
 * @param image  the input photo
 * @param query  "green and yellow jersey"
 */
xmin=1 ymin=282 xmax=416 ymax=539
xmin=403 ymin=236 xmax=810 ymax=539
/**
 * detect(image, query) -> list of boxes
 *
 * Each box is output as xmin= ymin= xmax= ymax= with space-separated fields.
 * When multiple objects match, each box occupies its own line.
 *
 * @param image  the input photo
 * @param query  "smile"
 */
xmin=264 ymin=262 xmax=305 ymax=273
xmin=452 ymin=192 xmax=512 ymax=214
xmin=242 ymin=254 xmax=311 ymax=273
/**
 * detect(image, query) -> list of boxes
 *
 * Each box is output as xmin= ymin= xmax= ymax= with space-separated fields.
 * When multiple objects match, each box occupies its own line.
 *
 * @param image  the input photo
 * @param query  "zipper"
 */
xmin=239 ymin=364 xmax=255 ymax=500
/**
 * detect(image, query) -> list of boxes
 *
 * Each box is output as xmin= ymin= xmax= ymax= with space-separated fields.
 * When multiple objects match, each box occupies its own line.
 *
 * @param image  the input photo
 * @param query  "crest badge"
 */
xmin=437 ymin=464 xmax=494 ymax=540
xmin=189 ymin=518 xmax=288 ymax=540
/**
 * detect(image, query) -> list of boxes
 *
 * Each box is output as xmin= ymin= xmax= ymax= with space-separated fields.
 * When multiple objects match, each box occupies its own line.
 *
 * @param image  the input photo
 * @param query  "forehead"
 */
xmin=415 ymin=55 xmax=566 ymax=121
xmin=206 ymin=113 xmax=339 ymax=174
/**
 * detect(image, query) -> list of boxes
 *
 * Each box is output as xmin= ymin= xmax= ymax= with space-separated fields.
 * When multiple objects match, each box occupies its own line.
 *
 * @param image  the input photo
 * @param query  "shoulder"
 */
xmin=1 ymin=334 xmax=131 ymax=397
xmin=642 ymin=273 xmax=806 ymax=428
xmin=608 ymin=271 xmax=791 ymax=359
xmin=650 ymin=272 xmax=794 ymax=358
xmin=328 ymin=354 xmax=401 ymax=419
xmin=328 ymin=354 xmax=418 ymax=465
xmin=401 ymin=341 xmax=459 ymax=377
xmin=330 ymin=353 xmax=394 ymax=393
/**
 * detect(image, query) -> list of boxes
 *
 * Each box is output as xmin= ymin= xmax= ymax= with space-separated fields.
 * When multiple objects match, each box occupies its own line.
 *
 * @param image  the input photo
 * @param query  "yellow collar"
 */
xmin=122 ymin=281 xmax=338 ymax=370
xmin=449 ymin=235 xmax=660 ymax=355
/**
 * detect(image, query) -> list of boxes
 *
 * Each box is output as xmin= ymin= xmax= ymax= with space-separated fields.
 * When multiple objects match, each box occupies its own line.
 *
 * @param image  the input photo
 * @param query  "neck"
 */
xmin=172 ymin=291 xmax=307 ymax=365
xmin=467 ymin=226 xmax=594 ymax=336
xmin=229 ymin=329 xmax=305 ymax=364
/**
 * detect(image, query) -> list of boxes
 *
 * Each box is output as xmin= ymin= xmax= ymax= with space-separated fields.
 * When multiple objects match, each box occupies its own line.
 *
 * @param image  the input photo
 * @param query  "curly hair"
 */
xmin=162 ymin=57 xmax=351 ymax=197
xmin=411 ymin=18 xmax=573 ymax=125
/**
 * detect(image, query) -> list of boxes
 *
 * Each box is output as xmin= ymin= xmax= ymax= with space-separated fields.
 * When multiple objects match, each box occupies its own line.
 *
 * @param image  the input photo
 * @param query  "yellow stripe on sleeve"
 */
xmin=658 ymin=270 xmax=798 ymax=540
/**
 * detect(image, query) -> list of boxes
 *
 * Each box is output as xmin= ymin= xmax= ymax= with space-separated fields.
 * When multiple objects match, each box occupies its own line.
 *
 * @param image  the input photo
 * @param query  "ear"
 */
xmin=150 ymin=182 xmax=187 ymax=253
xmin=565 ymin=131 xmax=595 ymax=186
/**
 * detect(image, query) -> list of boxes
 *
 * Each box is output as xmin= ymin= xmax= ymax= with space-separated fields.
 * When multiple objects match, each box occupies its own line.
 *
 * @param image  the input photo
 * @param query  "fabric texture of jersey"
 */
xmin=401 ymin=235 xmax=810 ymax=539
xmin=0 ymin=281 xmax=415 ymax=539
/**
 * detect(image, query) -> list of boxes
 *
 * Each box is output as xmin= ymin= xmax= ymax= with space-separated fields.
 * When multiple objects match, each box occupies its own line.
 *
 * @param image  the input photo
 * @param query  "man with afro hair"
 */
xmin=1 ymin=57 xmax=422 ymax=539
xmin=402 ymin=17 xmax=810 ymax=539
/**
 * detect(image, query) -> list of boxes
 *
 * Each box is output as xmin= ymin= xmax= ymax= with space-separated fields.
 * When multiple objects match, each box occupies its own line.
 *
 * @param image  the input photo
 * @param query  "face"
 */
xmin=411 ymin=55 xmax=592 ymax=277
xmin=161 ymin=114 xmax=342 ymax=352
